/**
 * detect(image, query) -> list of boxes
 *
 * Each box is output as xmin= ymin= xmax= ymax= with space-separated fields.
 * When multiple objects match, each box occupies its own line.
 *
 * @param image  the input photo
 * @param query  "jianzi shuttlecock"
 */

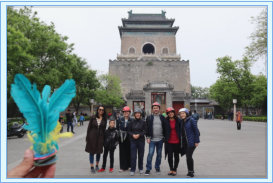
xmin=10 ymin=74 xmax=76 ymax=166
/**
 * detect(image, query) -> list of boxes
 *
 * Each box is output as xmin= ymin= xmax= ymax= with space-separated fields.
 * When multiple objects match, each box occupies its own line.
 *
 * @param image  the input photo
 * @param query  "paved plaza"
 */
xmin=7 ymin=119 xmax=267 ymax=178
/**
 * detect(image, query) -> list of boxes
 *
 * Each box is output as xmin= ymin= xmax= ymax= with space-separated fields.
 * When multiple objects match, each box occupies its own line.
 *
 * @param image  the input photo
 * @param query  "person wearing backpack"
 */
xmin=179 ymin=108 xmax=200 ymax=178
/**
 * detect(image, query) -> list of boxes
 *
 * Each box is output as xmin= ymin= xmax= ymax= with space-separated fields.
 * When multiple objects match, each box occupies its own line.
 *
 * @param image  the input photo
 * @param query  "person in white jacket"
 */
xmin=73 ymin=111 xmax=78 ymax=126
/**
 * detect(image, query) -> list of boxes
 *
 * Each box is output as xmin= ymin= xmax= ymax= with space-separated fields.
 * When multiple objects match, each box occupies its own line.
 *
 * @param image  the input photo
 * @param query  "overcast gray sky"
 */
xmin=31 ymin=7 xmax=266 ymax=88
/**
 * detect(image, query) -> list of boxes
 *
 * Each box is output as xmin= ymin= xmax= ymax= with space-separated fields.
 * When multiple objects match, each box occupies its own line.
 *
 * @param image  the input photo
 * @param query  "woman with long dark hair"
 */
xmin=85 ymin=105 xmax=107 ymax=173
xmin=179 ymin=108 xmax=200 ymax=177
xmin=164 ymin=107 xmax=181 ymax=176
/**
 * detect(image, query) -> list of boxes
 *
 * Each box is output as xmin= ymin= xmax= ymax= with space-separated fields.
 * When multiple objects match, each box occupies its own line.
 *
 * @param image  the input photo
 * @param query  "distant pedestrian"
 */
xmin=236 ymin=110 xmax=243 ymax=130
xmin=164 ymin=107 xmax=180 ymax=176
xmin=116 ymin=106 xmax=132 ymax=172
xmin=73 ymin=111 xmax=78 ymax=126
xmin=79 ymin=113 xmax=85 ymax=126
xmin=85 ymin=105 xmax=107 ymax=174
xmin=98 ymin=118 xmax=119 ymax=173
xmin=179 ymin=108 xmax=200 ymax=178
xmin=108 ymin=112 xmax=112 ymax=118
xmin=128 ymin=108 xmax=146 ymax=176
xmin=205 ymin=112 xmax=208 ymax=119
xmin=66 ymin=109 xmax=74 ymax=133
xmin=191 ymin=110 xmax=199 ymax=121
xmin=228 ymin=111 xmax=232 ymax=121
xmin=221 ymin=113 xmax=225 ymax=120
xmin=59 ymin=114 xmax=64 ymax=133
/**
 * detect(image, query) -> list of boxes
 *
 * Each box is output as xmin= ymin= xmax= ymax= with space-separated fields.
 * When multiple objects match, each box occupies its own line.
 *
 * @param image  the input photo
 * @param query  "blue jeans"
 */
xmin=89 ymin=153 xmax=101 ymax=164
xmin=146 ymin=139 xmax=163 ymax=171
xmin=67 ymin=121 xmax=74 ymax=132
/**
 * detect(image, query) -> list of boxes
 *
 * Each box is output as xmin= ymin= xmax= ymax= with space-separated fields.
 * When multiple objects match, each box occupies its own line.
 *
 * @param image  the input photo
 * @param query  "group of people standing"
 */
xmin=84 ymin=102 xmax=200 ymax=177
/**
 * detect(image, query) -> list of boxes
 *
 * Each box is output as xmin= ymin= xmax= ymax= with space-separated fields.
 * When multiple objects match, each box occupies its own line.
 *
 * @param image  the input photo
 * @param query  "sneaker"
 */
xmin=95 ymin=166 xmax=99 ymax=171
xmin=98 ymin=168 xmax=105 ymax=173
xmin=119 ymin=169 xmax=124 ymax=172
xmin=109 ymin=168 xmax=114 ymax=173
xmin=156 ymin=169 xmax=161 ymax=175
xmin=91 ymin=167 xmax=96 ymax=174
xmin=130 ymin=171 xmax=135 ymax=176
xmin=187 ymin=172 xmax=194 ymax=177
xmin=139 ymin=170 xmax=144 ymax=174
xmin=145 ymin=170 xmax=150 ymax=176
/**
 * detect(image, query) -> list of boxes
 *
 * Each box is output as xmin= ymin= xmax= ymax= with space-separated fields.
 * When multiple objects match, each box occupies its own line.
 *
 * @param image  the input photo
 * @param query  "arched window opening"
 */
xmin=129 ymin=47 xmax=135 ymax=54
xmin=162 ymin=48 xmax=168 ymax=54
xmin=142 ymin=43 xmax=155 ymax=54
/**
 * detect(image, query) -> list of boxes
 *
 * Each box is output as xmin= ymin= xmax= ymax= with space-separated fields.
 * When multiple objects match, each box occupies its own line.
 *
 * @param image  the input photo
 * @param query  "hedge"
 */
xmin=214 ymin=115 xmax=267 ymax=122
xmin=243 ymin=116 xmax=267 ymax=122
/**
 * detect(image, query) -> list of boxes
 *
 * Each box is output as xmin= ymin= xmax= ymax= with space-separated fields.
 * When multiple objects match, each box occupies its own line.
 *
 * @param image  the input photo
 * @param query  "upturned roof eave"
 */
xmin=118 ymin=26 xmax=179 ymax=37
xmin=121 ymin=18 xmax=175 ymax=27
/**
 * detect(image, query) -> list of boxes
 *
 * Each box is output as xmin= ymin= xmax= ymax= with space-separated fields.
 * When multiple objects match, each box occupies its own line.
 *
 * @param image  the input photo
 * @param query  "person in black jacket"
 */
xmin=66 ymin=109 xmax=74 ymax=133
xmin=179 ymin=108 xmax=200 ymax=177
xmin=128 ymin=108 xmax=147 ymax=176
xmin=145 ymin=102 xmax=166 ymax=176
xmin=116 ymin=106 xmax=132 ymax=172
xmin=98 ymin=117 xmax=119 ymax=173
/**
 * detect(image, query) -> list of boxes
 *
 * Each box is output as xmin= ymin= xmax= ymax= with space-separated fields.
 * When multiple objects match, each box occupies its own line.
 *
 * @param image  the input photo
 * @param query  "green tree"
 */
xmin=249 ymin=75 xmax=267 ymax=114
xmin=7 ymin=7 xmax=100 ymax=116
xmin=210 ymin=56 xmax=261 ymax=114
xmin=191 ymin=85 xmax=209 ymax=99
xmin=245 ymin=9 xmax=267 ymax=61
xmin=95 ymin=74 xmax=124 ymax=108
xmin=7 ymin=7 xmax=74 ymax=91
xmin=209 ymin=79 xmax=239 ymax=110
xmin=70 ymin=56 xmax=100 ymax=112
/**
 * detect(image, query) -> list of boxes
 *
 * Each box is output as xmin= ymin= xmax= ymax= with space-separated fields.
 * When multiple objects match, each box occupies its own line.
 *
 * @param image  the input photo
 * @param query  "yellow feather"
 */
xmin=31 ymin=121 xmax=73 ymax=154
xmin=59 ymin=132 xmax=74 ymax=138
xmin=27 ymin=132 xmax=34 ymax=143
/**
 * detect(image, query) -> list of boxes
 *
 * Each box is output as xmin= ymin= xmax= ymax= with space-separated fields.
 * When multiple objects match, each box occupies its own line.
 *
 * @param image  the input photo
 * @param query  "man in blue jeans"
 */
xmin=66 ymin=109 xmax=74 ymax=133
xmin=145 ymin=102 xmax=166 ymax=175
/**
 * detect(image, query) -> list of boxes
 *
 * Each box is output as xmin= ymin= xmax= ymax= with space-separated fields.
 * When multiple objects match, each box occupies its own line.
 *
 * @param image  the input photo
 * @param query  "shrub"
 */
xmin=243 ymin=116 xmax=267 ymax=122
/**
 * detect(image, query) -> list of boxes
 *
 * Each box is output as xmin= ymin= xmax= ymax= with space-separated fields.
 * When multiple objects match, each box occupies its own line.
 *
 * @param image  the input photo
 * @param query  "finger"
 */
xmin=40 ymin=163 xmax=56 ymax=178
xmin=24 ymin=167 xmax=42 ymax=178
xmin=7 ymin=149 xmax=34 ymax=178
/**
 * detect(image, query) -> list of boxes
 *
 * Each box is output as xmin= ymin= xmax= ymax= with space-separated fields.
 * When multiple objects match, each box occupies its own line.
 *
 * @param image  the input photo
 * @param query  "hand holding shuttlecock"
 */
xmin=10 ymin=74 xmax=76 ymax=166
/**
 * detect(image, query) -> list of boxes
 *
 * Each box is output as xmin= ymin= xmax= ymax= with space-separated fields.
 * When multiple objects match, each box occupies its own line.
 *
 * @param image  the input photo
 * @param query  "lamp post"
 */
xmin=195 ymin=99 xmax=197 ymax=111
xmin=233 ymin=99 xmax=237 ymax=122
xmin=89 ymin=99 xmax=94 ymax=116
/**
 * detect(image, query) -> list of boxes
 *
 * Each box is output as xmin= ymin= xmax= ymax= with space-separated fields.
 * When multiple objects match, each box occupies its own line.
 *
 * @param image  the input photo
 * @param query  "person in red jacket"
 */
xmin=236 ymin=110 xmax=243 ymax=130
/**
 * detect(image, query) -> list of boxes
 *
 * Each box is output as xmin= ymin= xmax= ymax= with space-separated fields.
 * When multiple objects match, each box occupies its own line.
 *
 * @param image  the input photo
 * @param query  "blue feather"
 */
xmin=11 ymin=74 xmax=44 ymax=135
xmin=10 ymin=74 xmax=76 ymax=154
xmin=48 ymin=79 xmax=76 ymax=132
xmin=42 ymin=85 xmax=51 ymax=103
